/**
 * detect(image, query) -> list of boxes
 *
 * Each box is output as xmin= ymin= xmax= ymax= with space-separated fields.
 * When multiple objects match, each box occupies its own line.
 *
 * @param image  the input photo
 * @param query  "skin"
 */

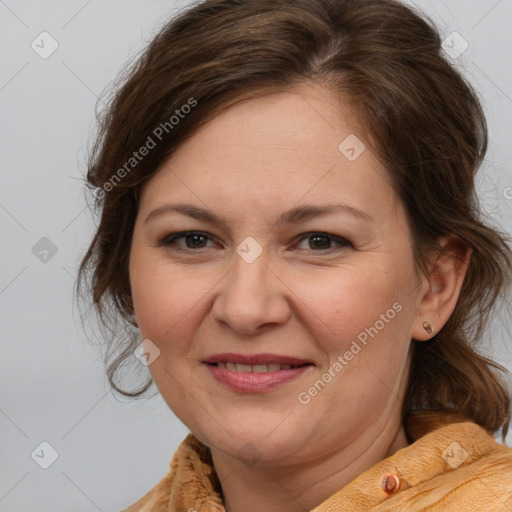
xmin=129 ymin=82 xmax=470 ymax=512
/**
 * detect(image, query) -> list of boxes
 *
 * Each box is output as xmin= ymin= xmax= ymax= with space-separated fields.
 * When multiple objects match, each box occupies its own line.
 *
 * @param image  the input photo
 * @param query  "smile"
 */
xmin=209 ymin=362 xmax=306 ymax=372
xmin=202 ymin=353 xmax=314 ymax=392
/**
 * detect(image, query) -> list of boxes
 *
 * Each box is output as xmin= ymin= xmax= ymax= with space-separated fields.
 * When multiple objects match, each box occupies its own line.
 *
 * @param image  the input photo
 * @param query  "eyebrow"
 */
xmin=144 ymin=202 xmax=373 ymax=227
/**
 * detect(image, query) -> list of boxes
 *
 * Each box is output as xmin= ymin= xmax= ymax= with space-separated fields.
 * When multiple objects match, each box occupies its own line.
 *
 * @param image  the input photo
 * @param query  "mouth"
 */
xmin=205 ymin=362 xmax=311 ymax=372
xmin=202 ymin=353 xmax=314 ymax=392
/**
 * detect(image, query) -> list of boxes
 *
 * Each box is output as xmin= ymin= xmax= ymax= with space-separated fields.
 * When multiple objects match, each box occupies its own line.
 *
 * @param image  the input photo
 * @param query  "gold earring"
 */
xmin=423 ymin=321 xmax=433 ymax=334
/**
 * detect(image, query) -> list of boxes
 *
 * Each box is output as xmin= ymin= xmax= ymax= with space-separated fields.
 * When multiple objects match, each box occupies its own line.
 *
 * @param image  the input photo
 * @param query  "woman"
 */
xmin=78 ymin=0 xmax=512 ymax=510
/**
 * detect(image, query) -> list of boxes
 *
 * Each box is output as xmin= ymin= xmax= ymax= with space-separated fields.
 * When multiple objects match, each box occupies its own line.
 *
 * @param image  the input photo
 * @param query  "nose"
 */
xmin=210 ymin=249 xmax=291 ymax=335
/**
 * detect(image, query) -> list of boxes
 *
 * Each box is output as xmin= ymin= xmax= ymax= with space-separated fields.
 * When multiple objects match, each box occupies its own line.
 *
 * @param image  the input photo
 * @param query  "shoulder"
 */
xmin=313 ymin=417 xmax=512 ymax=512
xmin=394 ymin=419 xmax=512 ymax=511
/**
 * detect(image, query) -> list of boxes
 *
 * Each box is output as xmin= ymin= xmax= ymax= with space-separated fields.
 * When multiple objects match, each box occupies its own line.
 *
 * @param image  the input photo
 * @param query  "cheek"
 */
xmin=291 ymin=265 xmax=406 ymax=353
xmin=130 ymin=258 xmax=213 ymax=350
xmin=294 ymin=270 xmax=412 ymax=407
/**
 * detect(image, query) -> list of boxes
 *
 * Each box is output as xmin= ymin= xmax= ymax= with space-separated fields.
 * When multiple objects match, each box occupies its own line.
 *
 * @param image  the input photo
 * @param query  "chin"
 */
xmin=192 ymin=419 xmax=309 ymax=465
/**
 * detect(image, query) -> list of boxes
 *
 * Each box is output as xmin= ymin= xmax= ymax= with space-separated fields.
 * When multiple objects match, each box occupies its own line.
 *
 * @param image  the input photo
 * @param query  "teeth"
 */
xmin=215 ymin=362 xmax=302 ymax=372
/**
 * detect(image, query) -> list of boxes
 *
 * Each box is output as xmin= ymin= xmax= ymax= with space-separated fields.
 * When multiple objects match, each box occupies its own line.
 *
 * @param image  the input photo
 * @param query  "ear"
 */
xmin=411 ymin=236 xmax=471 ymax=341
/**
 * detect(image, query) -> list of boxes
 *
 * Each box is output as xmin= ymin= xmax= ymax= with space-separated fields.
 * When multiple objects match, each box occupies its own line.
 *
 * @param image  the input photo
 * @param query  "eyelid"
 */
xmin=159 ymin=230 xmax=353 ymax=252
xmin=292 ymin=232 xmax=353 ymax=251
xmin=160 ymin=230 xmax=219 ymax=248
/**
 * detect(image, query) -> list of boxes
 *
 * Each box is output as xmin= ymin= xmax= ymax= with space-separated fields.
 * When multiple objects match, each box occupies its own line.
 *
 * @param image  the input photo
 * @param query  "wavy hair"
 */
xmin=77 ymin=0 xmax=512 ymax=438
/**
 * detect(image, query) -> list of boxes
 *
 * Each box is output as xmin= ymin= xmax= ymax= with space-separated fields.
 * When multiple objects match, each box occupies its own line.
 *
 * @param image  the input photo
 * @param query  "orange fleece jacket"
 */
xmin=122 ymin=412 xmax=512 ymax=511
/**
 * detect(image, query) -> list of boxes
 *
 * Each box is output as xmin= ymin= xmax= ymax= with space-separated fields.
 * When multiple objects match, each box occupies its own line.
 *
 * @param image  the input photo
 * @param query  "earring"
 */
xmin=423 ymin=321 xmax=433 ymax=334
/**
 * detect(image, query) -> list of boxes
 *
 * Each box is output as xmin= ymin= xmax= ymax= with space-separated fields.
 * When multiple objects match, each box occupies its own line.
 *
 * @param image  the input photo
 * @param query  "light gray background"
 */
xmin=1 ymin=1 xmax=511 ymax=510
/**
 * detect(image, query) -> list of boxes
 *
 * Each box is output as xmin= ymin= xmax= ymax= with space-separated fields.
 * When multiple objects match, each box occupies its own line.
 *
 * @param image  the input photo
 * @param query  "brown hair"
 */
xmin=77 ymin=0 xmax=512 ymax=438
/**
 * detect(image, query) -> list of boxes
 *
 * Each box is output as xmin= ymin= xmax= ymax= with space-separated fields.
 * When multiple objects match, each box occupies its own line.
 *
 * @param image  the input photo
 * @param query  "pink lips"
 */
xmin=203 ymin=352 xmax=314 ymax=393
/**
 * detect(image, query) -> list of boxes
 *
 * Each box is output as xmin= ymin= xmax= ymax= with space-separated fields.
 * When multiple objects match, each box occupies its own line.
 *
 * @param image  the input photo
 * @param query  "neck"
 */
xmin=211 ymin=417 xmax=409 ymax=512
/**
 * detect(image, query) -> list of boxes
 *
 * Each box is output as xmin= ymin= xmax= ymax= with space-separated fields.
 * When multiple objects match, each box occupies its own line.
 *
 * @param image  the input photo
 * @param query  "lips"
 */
xmin=215 ymin=362 xmax=301 ymax=372
xmin=202 ymin=353 xmax=314 ymax=392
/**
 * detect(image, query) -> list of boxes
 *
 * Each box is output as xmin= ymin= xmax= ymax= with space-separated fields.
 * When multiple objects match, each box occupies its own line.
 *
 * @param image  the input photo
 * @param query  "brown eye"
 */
xmin=309 ymin=234 xmax=331 ymax=250
xmin=294 ymin=232 xmax=353 ymax=252
xmin=161 ymin=231 xmax=215 ymax=249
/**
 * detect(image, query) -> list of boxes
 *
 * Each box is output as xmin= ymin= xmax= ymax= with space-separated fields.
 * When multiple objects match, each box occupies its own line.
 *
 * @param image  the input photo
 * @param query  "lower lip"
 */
xmin=204 ymin=363 xmax=312 ymax=392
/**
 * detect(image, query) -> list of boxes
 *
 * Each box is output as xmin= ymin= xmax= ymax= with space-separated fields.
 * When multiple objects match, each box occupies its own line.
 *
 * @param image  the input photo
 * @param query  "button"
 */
xmin=381 ymin=474 xmax=401 ymax=494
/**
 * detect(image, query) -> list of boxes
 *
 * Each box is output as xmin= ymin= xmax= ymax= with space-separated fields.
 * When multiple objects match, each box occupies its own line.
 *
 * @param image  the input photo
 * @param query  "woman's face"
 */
xmin=129 ymin=84 xmax=428 ymax=466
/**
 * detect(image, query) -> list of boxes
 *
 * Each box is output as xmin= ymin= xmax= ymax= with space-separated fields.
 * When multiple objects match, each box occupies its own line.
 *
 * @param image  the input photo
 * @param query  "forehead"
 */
xmin=138 ymin=84 xmax=398 ymax=224
xmin=168 ymin=85 xmax=369 ymax=170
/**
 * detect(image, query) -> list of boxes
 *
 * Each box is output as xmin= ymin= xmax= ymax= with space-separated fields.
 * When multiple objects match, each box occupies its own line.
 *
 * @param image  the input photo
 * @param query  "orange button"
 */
xmin=381 ymin=474 xmax=401 ymax=494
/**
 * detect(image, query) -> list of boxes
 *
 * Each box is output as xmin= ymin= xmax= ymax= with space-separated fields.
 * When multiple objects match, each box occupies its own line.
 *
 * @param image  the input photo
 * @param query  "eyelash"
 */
xmin=159 ymin=231 xmax=353 ymax=253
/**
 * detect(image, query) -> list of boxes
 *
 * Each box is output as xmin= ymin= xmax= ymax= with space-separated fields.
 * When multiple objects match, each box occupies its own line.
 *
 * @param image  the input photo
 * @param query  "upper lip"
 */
xmin=202 ymin=353 xmax=313 ymax=366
